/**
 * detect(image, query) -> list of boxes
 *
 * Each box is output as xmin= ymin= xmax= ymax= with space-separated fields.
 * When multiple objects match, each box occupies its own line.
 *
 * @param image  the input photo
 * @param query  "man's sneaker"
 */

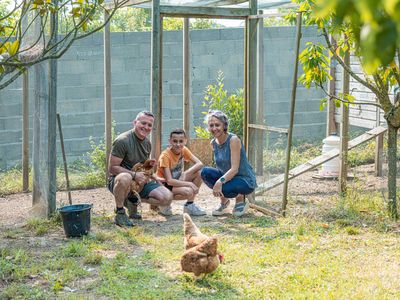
xmin=232 ymin=199 xmax=250 ymax=217
xmin=124 ymin=199 xmax=142 ymax=220
xmin=184 ymin=203 xmax=206 ymax=216
xmin=115 ymin=209 xmax=134 ymax=227
xmin=212 ymin=200 xmax=231 ymax=216
xmin=158 ymin=205 xmax=173 ymax=216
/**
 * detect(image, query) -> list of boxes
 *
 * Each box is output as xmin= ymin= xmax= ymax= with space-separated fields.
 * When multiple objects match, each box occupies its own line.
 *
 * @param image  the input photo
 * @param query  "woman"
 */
xmin=201 ymin=110 xmax=257 ymax=217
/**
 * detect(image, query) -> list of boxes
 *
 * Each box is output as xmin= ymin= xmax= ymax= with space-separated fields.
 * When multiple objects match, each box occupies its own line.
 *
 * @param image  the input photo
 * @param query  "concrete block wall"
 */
xmin=0 ymin=26 xmax=325 ymax=170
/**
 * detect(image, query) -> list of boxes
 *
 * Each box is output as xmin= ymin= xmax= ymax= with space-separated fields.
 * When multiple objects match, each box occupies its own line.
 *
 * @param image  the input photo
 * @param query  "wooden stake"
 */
xmin=57 ymin=113 xmax=72 ymax=205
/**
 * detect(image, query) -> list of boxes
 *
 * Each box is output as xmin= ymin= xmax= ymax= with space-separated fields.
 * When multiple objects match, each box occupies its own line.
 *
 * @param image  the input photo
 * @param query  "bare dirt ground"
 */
xmin=0 ymin=164 xmax=388 ymax=230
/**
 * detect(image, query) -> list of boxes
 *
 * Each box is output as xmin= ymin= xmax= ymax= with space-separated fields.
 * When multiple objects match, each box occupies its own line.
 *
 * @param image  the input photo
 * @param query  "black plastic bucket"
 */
xmin=59 ymin=204 xmax=92 ymax=238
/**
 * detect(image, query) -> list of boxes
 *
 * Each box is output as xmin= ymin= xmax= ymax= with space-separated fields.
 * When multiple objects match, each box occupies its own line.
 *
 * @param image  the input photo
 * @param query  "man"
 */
xmin=107 ymin=111 xmax=173 ymax=227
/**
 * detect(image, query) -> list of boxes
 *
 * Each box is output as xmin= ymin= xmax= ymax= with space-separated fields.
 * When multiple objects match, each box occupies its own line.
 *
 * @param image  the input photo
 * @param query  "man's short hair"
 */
xmin=170 ymin=128 xmax=186 ymax=138
xmin=135 ymin=111 xmax=155 ymax=120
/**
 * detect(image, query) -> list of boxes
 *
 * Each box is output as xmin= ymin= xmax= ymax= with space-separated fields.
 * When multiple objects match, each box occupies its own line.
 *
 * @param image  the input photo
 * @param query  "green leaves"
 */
xmin=298 ymin=42 xmax=331 ymax=88
xmin=314 ymin=0 xmax=400 ymax=73
xmin=195 ymin=71 xmax=244 ymax=140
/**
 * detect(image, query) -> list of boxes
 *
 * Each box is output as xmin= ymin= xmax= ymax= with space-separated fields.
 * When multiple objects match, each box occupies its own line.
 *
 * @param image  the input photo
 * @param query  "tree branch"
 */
xmin=322 ymin=27 xmax=383 ymax=97
xmin=318 ymin=83 xmax=383 ymax=109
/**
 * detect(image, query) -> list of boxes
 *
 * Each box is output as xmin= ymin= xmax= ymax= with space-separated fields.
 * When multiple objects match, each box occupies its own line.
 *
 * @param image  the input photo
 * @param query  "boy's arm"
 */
xmin=163 ymin=167 xmax=197 ymax=188
xmin=183 ymin=153 xmax=203 ymax=176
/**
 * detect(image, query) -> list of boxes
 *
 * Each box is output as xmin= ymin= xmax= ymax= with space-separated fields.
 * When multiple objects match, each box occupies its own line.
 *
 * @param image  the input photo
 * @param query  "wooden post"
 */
xmin=327 ymin=35 xmax=337 ymax=136
xmin=151 ymin=0 xmax=163 ymax=159
xmin=183 ymin=18 xmax=190 ymax=138
xmin=104 ymin=9 xmax=112 ymax=179
xmin=22 ymin=15 xmax=29 ymax=193
xmin=22 ymin=71 xmax=29 ymax=192
xmin=32 ymin=2 xmax=58 ymax=217
xmin=339 ymin=49 xmax=350 ymax=194
xmin=282 ymin=12 xmax=302 ymax=216
xmin=246 ymin=0 xmax=257 ymax=164
xmin=244 ymin=20 xmax=249 ymax=153
xmin=255 ymin=9 xmax=264 ymax=175
xmin=47 ymin=0 xmax=58 ymax=215
xmin=374 ymin=107 xmax=383 ymax=176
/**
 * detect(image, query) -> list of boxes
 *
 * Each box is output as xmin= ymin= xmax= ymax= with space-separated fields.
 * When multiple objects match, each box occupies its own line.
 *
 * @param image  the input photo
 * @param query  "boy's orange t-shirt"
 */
xmin=156 ymin=146 xmax=194 ymax=180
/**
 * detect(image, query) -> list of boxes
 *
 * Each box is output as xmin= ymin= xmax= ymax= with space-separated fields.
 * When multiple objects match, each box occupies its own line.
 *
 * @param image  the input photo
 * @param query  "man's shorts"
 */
xmin=107 ymin=176 xmax=161 ymax=203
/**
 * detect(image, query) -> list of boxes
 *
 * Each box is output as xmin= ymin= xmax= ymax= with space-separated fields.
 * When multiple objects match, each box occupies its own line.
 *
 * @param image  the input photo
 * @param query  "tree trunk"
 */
xmin=387 ymin=123 xmax=398 ymax=219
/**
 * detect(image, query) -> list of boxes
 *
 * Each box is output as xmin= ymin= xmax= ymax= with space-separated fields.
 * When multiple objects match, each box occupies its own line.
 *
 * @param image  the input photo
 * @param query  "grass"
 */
xmin=1 ymin=187 xmax=400 ymax=299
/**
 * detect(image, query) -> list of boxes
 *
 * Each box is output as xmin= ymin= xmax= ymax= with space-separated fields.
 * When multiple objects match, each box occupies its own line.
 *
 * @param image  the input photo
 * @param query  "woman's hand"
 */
xmin=213 ymin=180 xmax=223 ymax=197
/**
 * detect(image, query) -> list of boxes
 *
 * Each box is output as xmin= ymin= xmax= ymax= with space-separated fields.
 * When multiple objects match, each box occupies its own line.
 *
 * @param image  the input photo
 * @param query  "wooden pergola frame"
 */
xmin=103 ymin=0 xmax=261 ymax=172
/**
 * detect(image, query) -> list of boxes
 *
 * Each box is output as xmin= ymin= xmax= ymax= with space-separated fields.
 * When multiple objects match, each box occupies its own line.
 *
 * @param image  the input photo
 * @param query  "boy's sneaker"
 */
xmin=184 ymin=203 xmax=206 ymax=216
xmin=115 ymin=209 xmax=134 ymax=227
xmin=124 ymin=199 xmax=142 ymax=220
xmin=158 ymin=205 xmax=173 ymax=216
xmin=232 ymin=199 xmax=250 ymax=217
xmin=212 ymin=200 xmax=231 ymax=216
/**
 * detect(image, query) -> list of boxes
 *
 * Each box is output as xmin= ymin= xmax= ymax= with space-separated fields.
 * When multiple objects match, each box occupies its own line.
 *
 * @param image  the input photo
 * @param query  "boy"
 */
xmin=155 ymin=128 xmax=206 ymax=216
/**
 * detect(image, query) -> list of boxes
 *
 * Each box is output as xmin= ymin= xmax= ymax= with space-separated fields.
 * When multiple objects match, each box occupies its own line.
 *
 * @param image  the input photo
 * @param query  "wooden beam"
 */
xmin=22 ymin=15 xmax=29 ymax=193
xmin=255 ymin=126 xmax=387 ymax=195
xmin=374 ymin=107 xmax=384 ymax=177
xmin=160 ymin=5 xmax=250 ymax=18
xmin=255 ymin=13 xmax=264 ymax=175
xmin=244 ymin=20 xmax=249 ymax=153
xmin=248 ymin=123 xmax=288 ymax=134
xmin=22 ymin=71 xmax=29 ymax=192
xmin=282 ymin=12 xmax=302 ymax=215
xmin=327 ymin=35 xmax=337 ymax=136
xmin=183 ymin=18 xmax=190 ymax=138
xmin=104 ymin=9 xmax=112 ymax=180
xmin=47 ymin=1 xmax=58 ymax=215
xmin=104 ymin=0 xmax=150 ymax=9
xmin=246 ymin=0 xmax=257 ymax=163
xmin=151 ymin=0 xmax=163 ymax=159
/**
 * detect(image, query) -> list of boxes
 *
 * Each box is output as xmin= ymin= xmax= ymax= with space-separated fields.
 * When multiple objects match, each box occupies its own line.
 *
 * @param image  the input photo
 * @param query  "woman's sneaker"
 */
xmin=232 ymin=199 xmax=249 ymax=217
xmin=212 ymin=200 xmax=231 ymax=216
xmin=184 ymin=203 xmax=206 ymax=216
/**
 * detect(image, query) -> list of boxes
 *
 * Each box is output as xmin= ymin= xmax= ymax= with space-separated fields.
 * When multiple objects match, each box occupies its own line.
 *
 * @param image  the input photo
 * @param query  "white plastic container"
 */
xmin=320 ymin=134 xmax=340 ymax=176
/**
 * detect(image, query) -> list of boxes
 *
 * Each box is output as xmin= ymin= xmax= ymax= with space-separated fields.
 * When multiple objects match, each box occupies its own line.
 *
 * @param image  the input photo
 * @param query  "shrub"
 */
xmin=195 ymin=71 xmax=244 ymax=140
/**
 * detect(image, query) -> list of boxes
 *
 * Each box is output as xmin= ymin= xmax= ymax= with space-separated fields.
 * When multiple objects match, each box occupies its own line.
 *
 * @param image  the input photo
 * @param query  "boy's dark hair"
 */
xmin=170 ymin=128 xmax=186 ymax=138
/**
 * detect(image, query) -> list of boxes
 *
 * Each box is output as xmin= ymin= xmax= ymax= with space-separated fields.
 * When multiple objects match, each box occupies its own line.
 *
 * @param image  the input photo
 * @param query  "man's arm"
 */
xmin=108 ymin=154 xmax=149 ymax=186
xmin=108 ymin=154 xmax=130 ymax=177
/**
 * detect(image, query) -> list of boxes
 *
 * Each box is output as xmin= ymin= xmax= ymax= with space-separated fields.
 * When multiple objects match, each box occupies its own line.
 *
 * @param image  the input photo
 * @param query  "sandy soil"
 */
xmin=0 ymin=164 xmax=389 ymax=230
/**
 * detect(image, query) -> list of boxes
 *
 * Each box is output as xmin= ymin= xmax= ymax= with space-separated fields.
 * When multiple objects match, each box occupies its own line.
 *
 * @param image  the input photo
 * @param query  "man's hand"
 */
xmin=134 ymin=172 xmax=148 ymax=186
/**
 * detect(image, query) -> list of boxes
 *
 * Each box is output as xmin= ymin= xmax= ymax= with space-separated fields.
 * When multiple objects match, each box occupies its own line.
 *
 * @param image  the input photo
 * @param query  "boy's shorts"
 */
xmin=107 ymin=176 xmax=161 ymax=203
xmin=163 ymin=182 xmax=174 ymax=191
